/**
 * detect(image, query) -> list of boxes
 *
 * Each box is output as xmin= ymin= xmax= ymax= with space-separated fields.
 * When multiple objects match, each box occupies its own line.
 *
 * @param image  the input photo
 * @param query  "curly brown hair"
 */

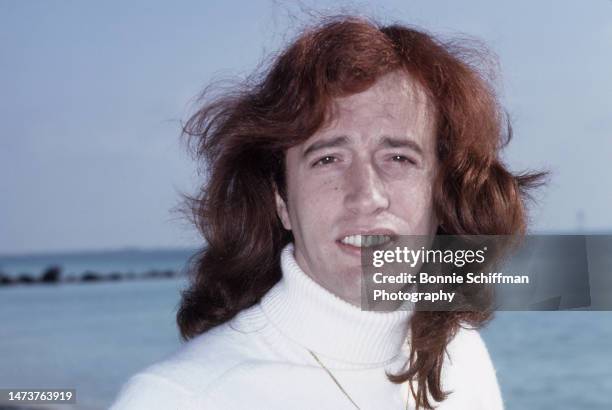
xmin=178 ymin=16 xmax=544 ymax=409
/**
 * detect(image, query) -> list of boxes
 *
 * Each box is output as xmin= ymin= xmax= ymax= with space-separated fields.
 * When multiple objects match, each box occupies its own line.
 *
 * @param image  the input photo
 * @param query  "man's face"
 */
xmin=275 ymin=71 xmax=439 ymax=306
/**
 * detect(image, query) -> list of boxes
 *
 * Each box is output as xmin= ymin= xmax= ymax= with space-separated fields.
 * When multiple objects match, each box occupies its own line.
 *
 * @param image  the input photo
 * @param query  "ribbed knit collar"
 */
xmin=260 ymin=243 xmax=411 ymax=365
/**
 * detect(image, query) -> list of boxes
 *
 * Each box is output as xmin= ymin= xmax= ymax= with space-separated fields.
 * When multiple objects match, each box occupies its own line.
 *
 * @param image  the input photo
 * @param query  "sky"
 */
xmin=1 ymin=0 xmax=611 ymax=254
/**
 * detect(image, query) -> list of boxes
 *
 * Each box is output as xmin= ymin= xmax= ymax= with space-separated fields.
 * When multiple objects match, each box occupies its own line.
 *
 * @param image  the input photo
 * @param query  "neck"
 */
xmin=260 ymin=243 xmax=411 ymax=365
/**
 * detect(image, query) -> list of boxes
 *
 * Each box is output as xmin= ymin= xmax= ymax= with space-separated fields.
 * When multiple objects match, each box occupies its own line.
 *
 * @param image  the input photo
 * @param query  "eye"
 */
xmin=312 ymin=155 xmax=338 ymax=167
xmin=389 ymin=155 xmax=416 ymax=165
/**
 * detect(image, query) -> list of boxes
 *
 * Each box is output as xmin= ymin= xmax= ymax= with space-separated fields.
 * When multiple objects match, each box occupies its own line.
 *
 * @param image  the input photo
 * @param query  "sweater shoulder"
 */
xmin=445 ymin=326 xmax=491 ymax=366
xmin=439 ymin=326 xmax=504 ymax=410
xmin=110 ymin=305 xmax=271 ymax=407
xmin=109 ymin=372 xmax=206 ymax=410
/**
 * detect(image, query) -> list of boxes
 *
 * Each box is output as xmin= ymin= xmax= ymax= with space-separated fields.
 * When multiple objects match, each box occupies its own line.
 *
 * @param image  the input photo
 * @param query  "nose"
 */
xmin=343 ymin=159 xmax=390 ymax=215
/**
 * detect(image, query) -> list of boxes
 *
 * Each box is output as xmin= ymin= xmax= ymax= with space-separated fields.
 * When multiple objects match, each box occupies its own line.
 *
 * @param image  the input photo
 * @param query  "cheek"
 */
xmin=311 ymin=182 xmax=341 ymax=210
xmin=390 ymin=179 xmax=436 ymax=220
xmin=292 ymin=179 xmax=341 ymax=223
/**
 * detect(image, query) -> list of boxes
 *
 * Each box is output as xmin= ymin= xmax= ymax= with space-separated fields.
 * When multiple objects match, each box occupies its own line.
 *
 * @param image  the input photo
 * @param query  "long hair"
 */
xmin=178 ymin=16 xmax=545 ymax=409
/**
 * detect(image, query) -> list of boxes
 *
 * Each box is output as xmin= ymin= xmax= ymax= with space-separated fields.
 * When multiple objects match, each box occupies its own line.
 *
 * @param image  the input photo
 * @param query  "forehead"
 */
xmin=313 ymin=71 xmax=436 ymax=147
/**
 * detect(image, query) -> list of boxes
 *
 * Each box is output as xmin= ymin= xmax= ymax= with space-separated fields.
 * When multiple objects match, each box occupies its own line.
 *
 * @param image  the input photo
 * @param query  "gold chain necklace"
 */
xmin=307 ymin=349 xmax=411 ymax=410
xmin=308 ymin=349 xmax=361 ymax=409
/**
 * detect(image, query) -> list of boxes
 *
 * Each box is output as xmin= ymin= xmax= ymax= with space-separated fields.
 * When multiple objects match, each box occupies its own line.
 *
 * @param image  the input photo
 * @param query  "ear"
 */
xmin=274 ymin=186 xmax=292 ymax=231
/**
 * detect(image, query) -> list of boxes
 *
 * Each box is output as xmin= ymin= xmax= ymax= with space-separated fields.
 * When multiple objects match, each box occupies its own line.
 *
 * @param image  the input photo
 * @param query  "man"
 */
xmin=111 ymin=16 xmax=541 ymax=409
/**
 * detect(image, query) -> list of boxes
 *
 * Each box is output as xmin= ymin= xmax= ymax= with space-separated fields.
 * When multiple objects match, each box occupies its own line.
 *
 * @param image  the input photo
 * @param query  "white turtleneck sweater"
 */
xmin=110 ymin=243 xmax=503 ymax=410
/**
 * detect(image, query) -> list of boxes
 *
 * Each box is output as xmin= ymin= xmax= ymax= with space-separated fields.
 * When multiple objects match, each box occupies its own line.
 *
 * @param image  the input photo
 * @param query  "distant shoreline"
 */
xmin=0 ymin=265 xmax=184 ymax=287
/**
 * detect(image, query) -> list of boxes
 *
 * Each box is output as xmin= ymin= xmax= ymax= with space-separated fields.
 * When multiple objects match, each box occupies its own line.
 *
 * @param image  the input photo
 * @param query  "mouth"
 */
xmin=338 ymin=234 xmax=394 ymax=248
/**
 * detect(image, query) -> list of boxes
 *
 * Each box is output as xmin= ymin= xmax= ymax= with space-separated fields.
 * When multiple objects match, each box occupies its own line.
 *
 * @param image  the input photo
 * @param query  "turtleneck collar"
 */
xmin=260 ymin=243 xmax=411 ymax=365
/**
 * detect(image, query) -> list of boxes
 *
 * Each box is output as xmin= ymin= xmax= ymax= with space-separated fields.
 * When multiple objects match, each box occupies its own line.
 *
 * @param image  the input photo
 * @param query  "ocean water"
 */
xmin=481 ymin=312 xmax=612 ymax=409
xmin=0 ymin=279 xmax=186 ymax=410
xmin=0 ymin=251 xmax=611 ymax=409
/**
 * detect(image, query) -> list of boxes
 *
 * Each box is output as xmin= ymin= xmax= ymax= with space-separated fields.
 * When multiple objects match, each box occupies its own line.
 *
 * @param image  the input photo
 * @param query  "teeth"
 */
xmin=340 ymin=235 xmax=392 ymax=248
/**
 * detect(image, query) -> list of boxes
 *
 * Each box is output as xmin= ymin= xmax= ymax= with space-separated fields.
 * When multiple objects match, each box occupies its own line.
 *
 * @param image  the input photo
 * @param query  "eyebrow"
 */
xmin=302 ymin=136 xmax=349 ymax=158
xmin=379 ymin=136 xmax=424 ymax=156
xmin=302 ymin=135 xmax=424 ymax=158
